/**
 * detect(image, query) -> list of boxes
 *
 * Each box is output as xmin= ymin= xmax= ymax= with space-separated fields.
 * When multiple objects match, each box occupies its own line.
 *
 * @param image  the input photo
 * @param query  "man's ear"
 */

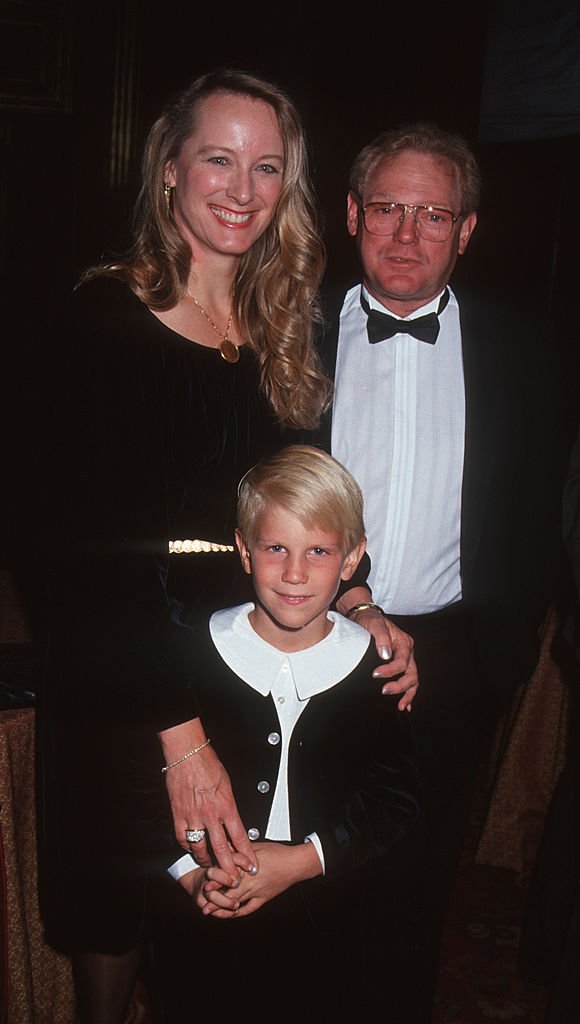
xmin=347 ymin=191 xmax=361 ymax=238
xmin=235 ymin=529 xmax=252 ymax=575
xmin=341 ymin=538 xmax=367 ymax=581
xmin=458 ymin=211 xmax=477 ymax=255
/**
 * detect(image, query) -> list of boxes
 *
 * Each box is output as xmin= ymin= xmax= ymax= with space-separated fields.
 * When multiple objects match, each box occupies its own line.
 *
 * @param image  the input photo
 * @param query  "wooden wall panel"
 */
xmin=0 ymin=1 xmax=71 ymax=111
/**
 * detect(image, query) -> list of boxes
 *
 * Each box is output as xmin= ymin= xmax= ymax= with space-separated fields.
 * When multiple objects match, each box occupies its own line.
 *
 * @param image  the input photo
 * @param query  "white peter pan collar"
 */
xmin=209 ymin=603 xmax=371 ymax=700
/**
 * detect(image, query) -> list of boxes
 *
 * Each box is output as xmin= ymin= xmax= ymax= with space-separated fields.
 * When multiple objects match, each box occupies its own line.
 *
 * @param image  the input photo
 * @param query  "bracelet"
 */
xmin=345 ymin=602 xmax=385 ymax=619
xmin=161 ymin=738 xmax=211 ymax=774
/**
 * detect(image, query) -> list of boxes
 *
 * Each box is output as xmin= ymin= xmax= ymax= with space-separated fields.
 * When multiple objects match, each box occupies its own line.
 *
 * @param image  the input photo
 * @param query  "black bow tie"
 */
xmin=361 ymin=288 xmax=449 ymax=345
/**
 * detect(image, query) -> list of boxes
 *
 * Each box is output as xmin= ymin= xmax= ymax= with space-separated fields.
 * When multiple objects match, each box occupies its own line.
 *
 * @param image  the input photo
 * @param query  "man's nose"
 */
xmin=393 ymin=207 xmax=419 ymax=244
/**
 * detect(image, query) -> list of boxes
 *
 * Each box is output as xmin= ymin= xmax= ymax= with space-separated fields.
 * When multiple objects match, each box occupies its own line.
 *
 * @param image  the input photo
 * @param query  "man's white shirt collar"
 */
xmin=361 ymin=284 xmax=449 ymax=321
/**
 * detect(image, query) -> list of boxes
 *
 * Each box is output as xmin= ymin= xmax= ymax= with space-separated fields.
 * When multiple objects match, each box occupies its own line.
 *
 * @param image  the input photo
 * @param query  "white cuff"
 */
xmin=305 ymin=832 xmax=325 ymax=874
xmin=167 ymin=853 xmax=198 ymax=881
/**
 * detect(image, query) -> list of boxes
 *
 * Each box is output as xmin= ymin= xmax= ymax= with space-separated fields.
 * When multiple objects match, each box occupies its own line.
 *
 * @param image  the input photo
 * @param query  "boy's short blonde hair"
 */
xmin=237 ymin=446 xmax=365 ymax=553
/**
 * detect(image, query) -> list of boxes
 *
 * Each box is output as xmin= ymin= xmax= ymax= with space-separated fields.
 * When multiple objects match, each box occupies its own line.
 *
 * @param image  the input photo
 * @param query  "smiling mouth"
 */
xmin=210 ymin=205 xmax=255 ymax=226
xmin=276 ymin=594 xmax=311 ymax=604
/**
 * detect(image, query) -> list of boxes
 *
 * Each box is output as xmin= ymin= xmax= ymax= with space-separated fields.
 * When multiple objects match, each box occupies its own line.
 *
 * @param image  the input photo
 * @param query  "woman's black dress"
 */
xmin=37 ymin=276 xmax=286 ymax=953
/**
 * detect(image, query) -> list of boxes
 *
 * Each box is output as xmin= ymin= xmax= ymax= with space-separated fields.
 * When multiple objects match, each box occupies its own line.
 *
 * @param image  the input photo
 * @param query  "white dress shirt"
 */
xmin=168 ymin=604 xmax=371 ymax=881
xmin=331 ymin=284 xmax=466 ymax=615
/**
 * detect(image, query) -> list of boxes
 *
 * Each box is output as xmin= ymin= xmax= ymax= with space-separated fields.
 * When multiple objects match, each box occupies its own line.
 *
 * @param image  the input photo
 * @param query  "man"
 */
xmin=319 ymin=124 xmax=559 ymax=1021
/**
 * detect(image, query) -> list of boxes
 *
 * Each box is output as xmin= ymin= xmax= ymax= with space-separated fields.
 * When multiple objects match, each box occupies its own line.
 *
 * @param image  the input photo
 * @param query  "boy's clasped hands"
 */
xmin=180 ymin=840 xmax=322 ymax=919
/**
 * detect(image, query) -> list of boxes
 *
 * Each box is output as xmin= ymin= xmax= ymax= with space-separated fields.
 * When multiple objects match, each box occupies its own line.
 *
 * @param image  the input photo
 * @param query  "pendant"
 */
xmin=220 ymin=338 xmax=240 ymax=364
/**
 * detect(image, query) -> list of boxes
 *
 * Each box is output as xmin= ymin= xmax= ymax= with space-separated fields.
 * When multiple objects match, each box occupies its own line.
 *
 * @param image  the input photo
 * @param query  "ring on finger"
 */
xmin=185 ymin=828 xmax=206 ymax=844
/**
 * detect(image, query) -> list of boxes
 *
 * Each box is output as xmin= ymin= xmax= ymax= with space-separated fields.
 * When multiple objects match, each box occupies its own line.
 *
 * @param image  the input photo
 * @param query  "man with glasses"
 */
xmin=320 ymin=123 xmax=557 ymax=1021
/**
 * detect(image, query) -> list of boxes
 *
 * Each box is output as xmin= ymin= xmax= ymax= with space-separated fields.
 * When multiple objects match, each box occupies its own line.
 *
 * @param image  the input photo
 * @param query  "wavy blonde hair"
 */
xmin=85 ymin=69 xmax=331 ymax=429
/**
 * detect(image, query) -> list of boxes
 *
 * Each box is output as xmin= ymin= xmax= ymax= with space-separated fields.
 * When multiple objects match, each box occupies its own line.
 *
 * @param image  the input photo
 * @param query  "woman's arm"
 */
xmin=159 ymin=718 xmax=258 ymax=877
xmin=43 ymin=281 xmax=255 ymax=876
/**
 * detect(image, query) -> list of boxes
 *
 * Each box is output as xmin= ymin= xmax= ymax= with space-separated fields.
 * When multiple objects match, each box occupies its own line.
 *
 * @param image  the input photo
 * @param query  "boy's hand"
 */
xmin=178 ymin=863 xmax=243 ymax=915
xmin=201 ymin=842 xmax=322 ymax=919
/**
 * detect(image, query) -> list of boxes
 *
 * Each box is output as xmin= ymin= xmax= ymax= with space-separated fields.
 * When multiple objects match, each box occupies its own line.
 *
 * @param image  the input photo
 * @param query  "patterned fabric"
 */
xmin=476 ymin=605 xmax=569 ymax=874
xmin=0 ymin=709 xmax=151 ymax=1022
xmin=0 ymin=709 xmax=74 ymax=1023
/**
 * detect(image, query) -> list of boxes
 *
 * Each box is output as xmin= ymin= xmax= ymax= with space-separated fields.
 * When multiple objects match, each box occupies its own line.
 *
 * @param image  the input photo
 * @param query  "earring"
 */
xmin=163 ymin=182 xmax=173 ymax=209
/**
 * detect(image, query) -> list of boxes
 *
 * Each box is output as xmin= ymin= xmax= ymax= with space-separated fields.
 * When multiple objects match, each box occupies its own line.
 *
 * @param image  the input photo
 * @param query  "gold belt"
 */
xmin=168 ymin=539 xmax=235 ymax=554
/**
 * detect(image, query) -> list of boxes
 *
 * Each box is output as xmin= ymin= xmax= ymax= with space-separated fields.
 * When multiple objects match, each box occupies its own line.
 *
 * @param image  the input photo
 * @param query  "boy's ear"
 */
xmin=340 ymin=538 xmax=367 ymax=581
xmin=235 ymin=529 xmax=252 ymax=575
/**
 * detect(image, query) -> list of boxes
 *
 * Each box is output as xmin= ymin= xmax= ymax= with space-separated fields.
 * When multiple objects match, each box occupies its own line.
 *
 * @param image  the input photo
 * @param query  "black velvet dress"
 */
xmin=36 ymin=276 xmax=286 ymax=953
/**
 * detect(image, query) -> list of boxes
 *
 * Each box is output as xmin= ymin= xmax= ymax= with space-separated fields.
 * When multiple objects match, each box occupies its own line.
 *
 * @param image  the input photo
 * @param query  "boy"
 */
xmin=158 ymin=447 xmax=419 ymax=1016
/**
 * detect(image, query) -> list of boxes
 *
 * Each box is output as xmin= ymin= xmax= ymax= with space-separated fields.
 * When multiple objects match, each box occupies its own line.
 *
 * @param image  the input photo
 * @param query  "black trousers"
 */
xmin=147 ymin=872 xmax=377 ymax=1022
xmin=364 ymin=603 xmax=490 ymax=1024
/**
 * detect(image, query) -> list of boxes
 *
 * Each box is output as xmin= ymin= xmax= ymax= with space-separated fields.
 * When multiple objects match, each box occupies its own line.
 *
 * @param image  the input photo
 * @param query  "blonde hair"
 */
xmin=83 ymin=70 xmax=331 ymax=429
xmin=237 ymin=446 xmax=366 ymax=554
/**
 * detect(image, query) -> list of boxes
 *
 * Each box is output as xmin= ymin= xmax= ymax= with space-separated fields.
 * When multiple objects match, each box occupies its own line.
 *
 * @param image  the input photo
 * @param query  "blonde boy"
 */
xmin=162 ymin=447 xmax=419 ymax=1014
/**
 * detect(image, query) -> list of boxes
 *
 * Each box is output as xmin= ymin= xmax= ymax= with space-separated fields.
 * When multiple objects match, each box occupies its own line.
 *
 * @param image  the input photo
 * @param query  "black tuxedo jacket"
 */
xmin=313 ymin=283 xmax=562 ymax=702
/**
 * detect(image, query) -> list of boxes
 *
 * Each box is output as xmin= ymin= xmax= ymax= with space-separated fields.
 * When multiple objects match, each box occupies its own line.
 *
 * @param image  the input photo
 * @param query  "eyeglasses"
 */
xmin=360 ymin=201 xmax=459 ymax=242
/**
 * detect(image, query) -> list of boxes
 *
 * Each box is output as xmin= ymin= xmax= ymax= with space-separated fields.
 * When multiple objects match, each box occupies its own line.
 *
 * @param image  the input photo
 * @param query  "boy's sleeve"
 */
xmin=168 ymin=853 xmax=198 ymax=880
xmin=311 ymin=694 xmax=420 ymax=880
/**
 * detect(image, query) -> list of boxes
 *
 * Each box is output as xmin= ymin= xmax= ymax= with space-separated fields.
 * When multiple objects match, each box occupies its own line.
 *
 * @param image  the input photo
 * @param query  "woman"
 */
xmin=38 ymin=69 xmax=414 ymax=1023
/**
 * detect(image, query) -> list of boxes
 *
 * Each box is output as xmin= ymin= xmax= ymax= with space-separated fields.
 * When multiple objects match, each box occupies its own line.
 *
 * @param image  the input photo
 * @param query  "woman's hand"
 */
xmin=158 ymin=718 xmax=258 ymax=880
xmin=336 ymin=588 xmax=418 ymax=711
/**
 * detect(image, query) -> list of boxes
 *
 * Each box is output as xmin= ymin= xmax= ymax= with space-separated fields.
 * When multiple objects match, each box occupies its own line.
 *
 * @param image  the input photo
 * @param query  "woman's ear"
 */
xmin=340 ymin=538 xmax=367 ymax=581
xmin=164 ymin=159 xmax=176 ymax=188
xmin=235 ymin=529 xmax=252 ymax=575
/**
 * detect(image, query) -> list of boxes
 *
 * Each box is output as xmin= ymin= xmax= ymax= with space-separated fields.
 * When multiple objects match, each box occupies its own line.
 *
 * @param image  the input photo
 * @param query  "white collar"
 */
xmin=209 ymin=603 xmax=371 ymax=699
xmin=362 ymin=284 xmax=453 ymax=321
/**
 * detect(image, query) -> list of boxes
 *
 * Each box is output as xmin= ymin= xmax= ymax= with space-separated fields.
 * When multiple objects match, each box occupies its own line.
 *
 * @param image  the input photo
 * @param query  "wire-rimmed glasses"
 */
xmin=360 ymin=201 xmax=460 ymax=242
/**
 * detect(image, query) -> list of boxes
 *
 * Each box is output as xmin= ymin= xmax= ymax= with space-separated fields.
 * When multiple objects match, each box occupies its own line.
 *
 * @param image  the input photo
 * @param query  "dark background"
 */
xmin=1 ymin=0 xmax=578 ymax=433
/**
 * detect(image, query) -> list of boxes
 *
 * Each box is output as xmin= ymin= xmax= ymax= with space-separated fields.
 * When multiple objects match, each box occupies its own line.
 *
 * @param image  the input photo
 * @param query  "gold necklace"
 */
xmin=187 ymin=290 xmax=239 ymax=364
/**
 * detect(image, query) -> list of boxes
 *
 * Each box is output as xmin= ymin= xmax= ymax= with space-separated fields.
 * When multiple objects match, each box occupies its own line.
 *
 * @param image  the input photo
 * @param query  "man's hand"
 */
xmin=360 ymin=608 xmax=418 ymax=710
xmin=336 ymin=589 xmax=418 ymax=710
xmin=158 ymin=718 xmax=257 ymax=880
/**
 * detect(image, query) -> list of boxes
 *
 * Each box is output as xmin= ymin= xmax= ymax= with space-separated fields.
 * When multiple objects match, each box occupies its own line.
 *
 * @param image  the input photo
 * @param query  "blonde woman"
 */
xmin=39 ymin=70 xmax=413 ymax=1022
